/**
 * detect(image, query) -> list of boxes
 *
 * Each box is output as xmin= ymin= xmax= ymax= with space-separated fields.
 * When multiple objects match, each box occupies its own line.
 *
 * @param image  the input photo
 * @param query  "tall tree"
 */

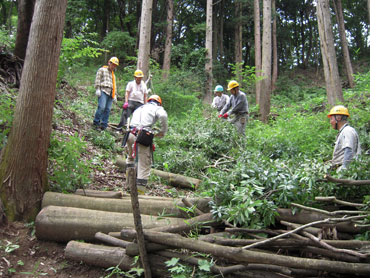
xmin=234 ymin=1 xmax=243 ymax=82
xmin=14 ymin=0 xmax=36 ymax=60
xmin=253 ymin=0 xmax=261 ymax=105
xmin=333 ymin=0 xmax=354 ymax=88
xmin=162 ymin=0 xmax=173 ymax=80
xmin=316 ymin=0 xmax=343 ymax=105
xmin=137 ymin=0 xmax=153 ymax=78
xmin=204 ymin=0 xmax=213 ymax=103
xmin=0 ymin=0 xmax=68 ymax=223
xmin=271 ymin=0 xmax=278 ymax=91
xmin=260 ymin=0 xmax=272 ymax=123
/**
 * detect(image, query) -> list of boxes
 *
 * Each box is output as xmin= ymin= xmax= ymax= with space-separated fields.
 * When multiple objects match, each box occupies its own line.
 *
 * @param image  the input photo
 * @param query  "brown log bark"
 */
xmin=121 ymin=230 xmax=370 ymax=275
xmin=324 ymin=175 xmax=370 ymax=186
xmin=276 ymin=208 xmax=364 ymax=234
xmin=41 ymin=191 xmax=199 ymax=217
xmin=115 ymin=158 xmax=201 ymax=189
xmin=74 ymin=189 xmax=123 ymax=198
xmin=35 ymin=205 xmax=185 ymax=242
xmin=64 ymin=241 xmax=169 ymax=277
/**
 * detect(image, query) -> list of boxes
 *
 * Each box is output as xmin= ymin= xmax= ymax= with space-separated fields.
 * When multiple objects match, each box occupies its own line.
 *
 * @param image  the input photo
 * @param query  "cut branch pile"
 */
xmin=35 ymin=190 xmax=369 ymax=277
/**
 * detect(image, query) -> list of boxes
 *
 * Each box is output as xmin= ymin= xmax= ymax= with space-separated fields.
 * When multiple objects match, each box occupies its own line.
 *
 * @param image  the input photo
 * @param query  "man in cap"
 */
xmin=211 ymin=85 xmax=229 ymax=111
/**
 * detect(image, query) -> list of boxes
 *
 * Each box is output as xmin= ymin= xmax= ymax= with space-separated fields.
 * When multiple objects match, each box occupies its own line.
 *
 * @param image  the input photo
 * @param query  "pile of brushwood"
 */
xmin=35 ymin=167 xmax=369 ymax=278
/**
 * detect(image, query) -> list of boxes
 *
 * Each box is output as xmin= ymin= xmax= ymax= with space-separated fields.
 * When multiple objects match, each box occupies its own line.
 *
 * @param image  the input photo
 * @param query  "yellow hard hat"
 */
xmin=148 ymin=95 xmax=162 ymax=105
xmin=109 ymin=57 xmax=119 ymax=66
xmin=227 ymin=80 xmax=239 ymax=90
xmin=327 ymin=105 xmax=350 ymax=118
xmin=134 ymin=70 xmax=144 ymax=78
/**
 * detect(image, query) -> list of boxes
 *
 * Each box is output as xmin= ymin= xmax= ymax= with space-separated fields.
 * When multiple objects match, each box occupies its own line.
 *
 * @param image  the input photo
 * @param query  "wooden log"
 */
xmin=65 ymin=241 xmax=169 ymax=277
xmin=121 ymin=229 xmax=369 ymax=275
xmin=74 ymin=189 xmax=123 ymax=198
xmin=276 ymin=208 xmax=363 ymax=234
xmin=115 ymin=157 xmax=201 ymax=189
xmin=121 ymin=230 xmax=369 ymax=275
xmin=42 ymin=191 xmax=210 ymax=217
xmin=324 ymin=174 xmax=370 ymax=186
xmin=42 ymin=192 xmax=187 ymax=217
xmin=35 ymin=205 xmax=186 ymax=242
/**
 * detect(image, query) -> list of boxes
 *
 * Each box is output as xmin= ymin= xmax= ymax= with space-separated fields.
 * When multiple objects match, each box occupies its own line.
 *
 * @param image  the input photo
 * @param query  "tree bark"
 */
xmin=65 ymin=241 xmax=169 ymax=277
xmin=271 ymin=0 xmax=278 ymax=91
xmin=14 ymin=0 xmax=36 ymax=60
xmin=316 ymin=0 xmax=343 ymax=105
xmin=0 ymin=0 xmax=67 ymax=223
xmin=137 ymin=0 xmax=153 ymax=79
xmin=333 ymin=0 xmax=354 ymax=88
xmin=259 ymin=0 xmax=272 ymax=123
xmin=234 ymin=1 xmax=243 ymax=82
xmin=204 ymin=0 xmax=213 ymax=104
xmin=41 ymin=191 xmax=194 ymax=217
xmin=253 ymin=0 xmax=261 ymax=105
xmin=75 ymin=189 xmax=123 ymax=199
xmin=121 ymin=230 xmax=370 ymax=275
xmin=162 ymin=0 xmax=173 ymax=80
xmin=35 ymin=205 xmax=185 ymax=242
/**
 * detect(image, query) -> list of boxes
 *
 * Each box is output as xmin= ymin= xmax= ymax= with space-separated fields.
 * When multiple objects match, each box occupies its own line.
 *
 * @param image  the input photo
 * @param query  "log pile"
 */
xmin=35 ymin=191 xmax=370 ymax=277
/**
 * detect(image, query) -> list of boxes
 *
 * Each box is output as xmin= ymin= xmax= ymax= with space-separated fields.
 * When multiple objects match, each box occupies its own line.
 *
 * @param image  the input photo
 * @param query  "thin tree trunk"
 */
xmin=260 ymin=0 xmax=272 ymax=123
xmin=234 ymin=1 xmax=243 ymax=82
xmin=333 ymin=0 xmax=354 ymax=88
xmin=254 ymin=0 xmax=261 ymax=105
xmin=204 ymin=0 xmax=213 ymax=103
xmin=316 ymin=0 xmax=343 ymax=105
xmin=162 ymin=0 xmax=173 ymax=80
xmin=271 ymin=0 xmax=278 ymax=91
xmin=0 ymin=0 xmax=67 ymax=223
xmin=14 ymin=0 xmax=36 ymax=60
xmin=137 ymin=0 xmax=153 ymax=78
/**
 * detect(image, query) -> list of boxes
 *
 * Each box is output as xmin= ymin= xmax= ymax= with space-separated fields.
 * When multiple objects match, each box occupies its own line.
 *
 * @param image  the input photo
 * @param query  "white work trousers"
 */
xmin=126 ymin=133 xmax=152 ymax=180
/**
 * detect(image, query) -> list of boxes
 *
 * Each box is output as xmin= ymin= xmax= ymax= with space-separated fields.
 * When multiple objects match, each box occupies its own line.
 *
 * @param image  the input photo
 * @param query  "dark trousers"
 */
xmin=117 ymin=100 xmax=143 ymax=127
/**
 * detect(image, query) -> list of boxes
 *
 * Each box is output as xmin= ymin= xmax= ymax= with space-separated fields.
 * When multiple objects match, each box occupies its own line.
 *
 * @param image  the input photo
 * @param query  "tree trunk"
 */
xmin=162 ymin=0 xmax=173 ymax=80
xmin=271 ymin=0 xmax=278 ymax=91
xmin=151 ymin=169 xmax=201 ymax=189
xmin=333 ymin=0 xmax=354 ymax=88
xmin=121 ymin=230 xmax=370 ymax=275
xmin=259 ymin=0 xmax=272 ymax=123
xmin=13 ymin=0 xmax=36 ymax=61
xmin=137 ymin=0 xmax=153 ymax=79
xmin=204 ymin=0 xmax=213 ymax=104
xmin=35 ymin=205 xmax=186 ymax=242
xmin=41 ymin=191 xmax=208 ymax=217
xmin=117 ymin=0 xmax=127 ymax=31
xmin=234 ymin=1 xmax=243 ymax=82
xmin=316 ymin=0 xmax=343 ymax=105
xmin=0 ymin=0 xmax=67 ymax=223
xmin=65 ymin=241 xmax=170 ymax=277
xmin=75 ymin=189 xmax=123 ymax=198
xmin=254 ymin=0 xmax=261 ymax=105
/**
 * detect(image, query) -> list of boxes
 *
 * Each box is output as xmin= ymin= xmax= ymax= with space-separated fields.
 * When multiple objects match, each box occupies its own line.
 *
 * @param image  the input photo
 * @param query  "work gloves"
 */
xmin=123 ymin=102 xmax=129 ymax=109
xmin=218 ymin=113 xmax=228 ymax=119
xmin=95 ymin=89 xmax=101 ymax=97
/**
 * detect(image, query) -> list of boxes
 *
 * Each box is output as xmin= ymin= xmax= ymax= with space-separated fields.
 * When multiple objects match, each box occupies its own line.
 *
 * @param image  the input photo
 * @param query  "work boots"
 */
xmin=136 ymin=179 xmax=148 ymax=195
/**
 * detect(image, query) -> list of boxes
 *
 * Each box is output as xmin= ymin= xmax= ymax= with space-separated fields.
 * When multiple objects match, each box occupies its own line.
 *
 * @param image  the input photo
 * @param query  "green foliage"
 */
xmin=48 ymin=132 xmax=92 ymax=192
xmin=229 ymin=62 xmax=263 ymax=95
xmin=101 ymin=31 xmax=137 ymax=63
xmin=0 ymin=26 xmax=15 ymax=49
xmin=0 ymin=92 xmax=15 ymax=149
xmin=0 ymin=240 xmax=20 ymax=253
xmin=58 ymin=33 xmax=106 ymax=83
xmin=165 ymin=257 xmax=215 ymax=278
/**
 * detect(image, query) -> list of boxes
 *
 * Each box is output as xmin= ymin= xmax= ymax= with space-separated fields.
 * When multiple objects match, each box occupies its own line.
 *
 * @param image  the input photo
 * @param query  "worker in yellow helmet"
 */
xmin=327 ymin=105 xmax=361 ymax=170
xmin=93 ymin=57 xmax=119 ymax=130
xmin=218 ymin=80 xmax=249 ymax=135
xmin=116 ymin=69 xmax=149 ymax=131
xmin=125 ymin=95 xmax=168 ymax=194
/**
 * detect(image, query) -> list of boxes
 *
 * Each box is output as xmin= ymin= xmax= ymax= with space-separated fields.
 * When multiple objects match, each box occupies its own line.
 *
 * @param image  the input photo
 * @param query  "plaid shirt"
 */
xmin=94 ymin=66 xmax=116 ymax=96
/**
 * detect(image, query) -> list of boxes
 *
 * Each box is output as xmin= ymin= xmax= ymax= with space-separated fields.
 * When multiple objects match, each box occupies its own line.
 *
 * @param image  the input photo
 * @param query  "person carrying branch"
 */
xmin=218 ymin=80 xmax=249 ymax=135
xmin=125 ymin=95 xmax=168 ymax=194
xmin=93 ymin=57 xmax=119 ymax=130
xmin=115 ymin=69 xmax=149 ymax=131
xmin=327 ymin=105 xmax=361 ymax=171
xmin=211 ymin=85 xmax=229 ymax=111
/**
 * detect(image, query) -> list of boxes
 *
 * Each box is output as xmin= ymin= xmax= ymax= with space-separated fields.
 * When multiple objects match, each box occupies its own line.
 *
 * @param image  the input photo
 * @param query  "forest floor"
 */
xmin=0 ymin=81 xmax=179 ymax=278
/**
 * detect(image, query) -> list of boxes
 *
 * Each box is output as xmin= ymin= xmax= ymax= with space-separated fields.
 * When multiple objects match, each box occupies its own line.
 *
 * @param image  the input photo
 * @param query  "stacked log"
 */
xmin=35 ymin=190 xmax=370 ymax=277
